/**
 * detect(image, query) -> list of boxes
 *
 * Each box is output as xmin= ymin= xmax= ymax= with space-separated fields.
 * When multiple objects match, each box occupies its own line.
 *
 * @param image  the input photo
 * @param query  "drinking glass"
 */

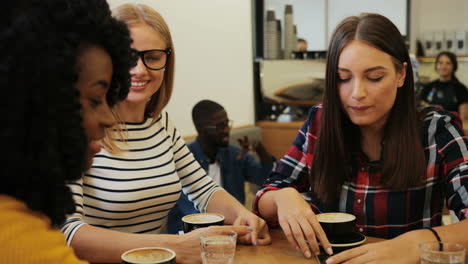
xmin=420 ymin=242 xmax=465 ymax=264
xmin=200 ymin=230 xmax=237 ymax=264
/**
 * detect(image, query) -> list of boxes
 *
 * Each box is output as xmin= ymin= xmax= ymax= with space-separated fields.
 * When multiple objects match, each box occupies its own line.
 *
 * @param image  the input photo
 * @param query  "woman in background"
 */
xmin=255 ymin=13 xmax=468 ymax=263
xmin=419 ymin=51 xmax=468 ymax=114
xmin=63 ymin=3 xmax=270 ymax=264
xmin=0 ymin=0 xmax=135 ymax=263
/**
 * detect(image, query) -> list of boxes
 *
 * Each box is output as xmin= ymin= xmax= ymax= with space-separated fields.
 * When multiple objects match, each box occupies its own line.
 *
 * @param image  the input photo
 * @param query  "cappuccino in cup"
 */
xmin=121 ymin=247 xmax=176 ymax=264
xmin=316 ymin=212 xmax=356 ymax=223
xmin=182 ymin=213 xmax=224 ymax=233
xmin=316 ymin=212 xmax=356 ymax=238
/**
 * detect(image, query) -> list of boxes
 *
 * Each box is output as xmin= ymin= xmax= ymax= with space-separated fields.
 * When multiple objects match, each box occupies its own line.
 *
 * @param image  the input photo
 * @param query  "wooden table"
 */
xmin=93 ymin=228 xmax=383 ymax=264
xmin=234 ymin=228 xmax=383 ymax=264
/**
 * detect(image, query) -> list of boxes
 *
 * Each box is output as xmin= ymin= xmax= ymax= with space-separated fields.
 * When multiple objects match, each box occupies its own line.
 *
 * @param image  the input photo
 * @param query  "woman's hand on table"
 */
xmin=275 ymin=188 xmax=333 ymax=258
xmin=233 ymin=210 xmax=272 ymax=246
xmin=174 ymin=225 xmax=252 ymax=264
xmin=325 ymin=233 xmax=420 ymax=264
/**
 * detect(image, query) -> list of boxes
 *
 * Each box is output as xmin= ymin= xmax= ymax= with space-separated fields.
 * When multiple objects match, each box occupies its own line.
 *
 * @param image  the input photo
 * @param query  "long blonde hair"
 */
xmin=102 ymin=3 xmax=176 ymax=152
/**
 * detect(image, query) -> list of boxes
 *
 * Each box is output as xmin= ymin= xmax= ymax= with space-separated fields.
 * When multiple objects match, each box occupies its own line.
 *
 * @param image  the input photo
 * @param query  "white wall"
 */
xmin=413 ymin=0 xmax=468 ymax=33
xmin=107 ymin=0 xmax=255 ymax=136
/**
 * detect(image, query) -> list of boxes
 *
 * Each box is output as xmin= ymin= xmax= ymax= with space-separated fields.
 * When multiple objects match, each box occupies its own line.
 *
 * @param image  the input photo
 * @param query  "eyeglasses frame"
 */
xmin=134 ymin=48 xmax=172 ymax=71
xmin=204 ymin=119 xmax=233 ymax=132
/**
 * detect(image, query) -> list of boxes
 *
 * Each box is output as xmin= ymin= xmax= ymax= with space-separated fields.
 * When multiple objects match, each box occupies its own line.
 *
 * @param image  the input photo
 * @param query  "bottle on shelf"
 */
xmin=283 ymin=4 xmax=296 ymax=60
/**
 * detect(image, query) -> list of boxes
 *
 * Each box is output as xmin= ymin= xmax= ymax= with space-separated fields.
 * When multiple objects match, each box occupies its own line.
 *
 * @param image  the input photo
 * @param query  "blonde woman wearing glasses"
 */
xmin=62 ymin=3 xmax=271 ymax=264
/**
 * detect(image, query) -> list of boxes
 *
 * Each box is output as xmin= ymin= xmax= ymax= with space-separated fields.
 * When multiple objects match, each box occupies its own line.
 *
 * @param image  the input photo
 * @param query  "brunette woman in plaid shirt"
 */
xmin=255 ymin=13 xmax=468 ymax=263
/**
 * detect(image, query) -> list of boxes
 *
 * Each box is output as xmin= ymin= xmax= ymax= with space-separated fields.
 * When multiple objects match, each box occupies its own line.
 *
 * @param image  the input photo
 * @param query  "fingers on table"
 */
xmin=309 ymin=217 xmax=332 ymax=255
xmin=256 ymin=233 xmax=272 ymax=245
xmin=256 ymin=220 xmax=272 ymax=245
xmin=327 ymin=246 xmax=369 ymax=264
xmin=279 ymin=218 xmax=300 ymax=251
xmin=299 ymin=218 xmax=320 ymax=255
xmin=236 ymin=216 xmax=263 ymax=245
xmin=280 ymin=218 xmax=312 ymax=258
xmin=232 ymin=218 xmax=253 ymax=244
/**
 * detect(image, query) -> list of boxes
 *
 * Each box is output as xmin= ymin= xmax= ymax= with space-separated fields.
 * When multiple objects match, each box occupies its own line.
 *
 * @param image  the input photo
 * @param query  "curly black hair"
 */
xmin=0 ymin=0 xmax=136 ymax=226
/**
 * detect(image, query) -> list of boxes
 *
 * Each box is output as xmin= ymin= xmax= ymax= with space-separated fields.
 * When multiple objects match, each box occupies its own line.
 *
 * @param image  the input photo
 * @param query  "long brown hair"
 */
xmin=312 ymin=13 xmax=426 ymax=203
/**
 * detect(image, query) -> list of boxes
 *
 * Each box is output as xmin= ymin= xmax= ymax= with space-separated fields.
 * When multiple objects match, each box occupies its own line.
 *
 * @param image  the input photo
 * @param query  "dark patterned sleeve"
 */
xmin=432 ymin=110 xmax=468 ymax=220
xmin=253 ymin=105 xmax=321 ymax=212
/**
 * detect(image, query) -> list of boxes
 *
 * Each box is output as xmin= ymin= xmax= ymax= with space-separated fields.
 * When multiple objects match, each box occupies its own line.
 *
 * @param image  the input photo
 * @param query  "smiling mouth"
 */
xmin=131 ymin=81 xmax=147 ymax=86
xmin=130 ymin=81 xmax=148 ymax=90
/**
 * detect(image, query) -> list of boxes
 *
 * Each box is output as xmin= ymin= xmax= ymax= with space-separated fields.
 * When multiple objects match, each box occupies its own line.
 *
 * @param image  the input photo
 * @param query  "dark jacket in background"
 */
xmin=167 ymin=139 xmax=275 ymax=233
xmin=420 ymin=79 xmax=468 ymax=112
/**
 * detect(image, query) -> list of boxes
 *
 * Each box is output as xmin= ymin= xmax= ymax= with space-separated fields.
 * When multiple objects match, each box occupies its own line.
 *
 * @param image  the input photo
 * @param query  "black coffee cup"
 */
xmin=121 ymin=247 xmax=176 ymax=264
xmin=182 ymin=213 xmax=224 ymax=233
xmin=316 ymin=212 xmax=356 ymax=238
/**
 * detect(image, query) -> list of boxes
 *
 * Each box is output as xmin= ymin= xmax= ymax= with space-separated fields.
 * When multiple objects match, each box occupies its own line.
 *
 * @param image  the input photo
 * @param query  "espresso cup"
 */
xmin=121 ymin=247 xmax=176 ymax=264
xmin=316 ymin=212 xmax=356 ymax=238
xmin=182 ymin=213 xmax=225 ymax=233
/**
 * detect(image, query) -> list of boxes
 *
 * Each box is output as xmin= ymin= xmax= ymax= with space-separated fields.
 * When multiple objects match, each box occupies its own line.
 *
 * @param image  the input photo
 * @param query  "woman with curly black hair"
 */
xmin=0 ymin=0 xmax=135 ymax=263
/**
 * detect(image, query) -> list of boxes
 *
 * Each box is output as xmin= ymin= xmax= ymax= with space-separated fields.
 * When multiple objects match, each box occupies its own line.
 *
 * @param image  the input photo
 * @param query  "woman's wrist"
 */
xmin=159 ymin=234 xmax=181 ymax=251
xmin=399 ymin=228 xmax=437 ymax=244
xmin=206 ymin=189 xmax=245 ymax=224
xmin=394 ymin=227 xmax=438 ymax=261
xmin=226 ymin=197 xmax=252 ymax=224
xmin=274 ymin=187 xmax=299 ymax=203
xmin=425 ymin=228 xmax=442 ymax=244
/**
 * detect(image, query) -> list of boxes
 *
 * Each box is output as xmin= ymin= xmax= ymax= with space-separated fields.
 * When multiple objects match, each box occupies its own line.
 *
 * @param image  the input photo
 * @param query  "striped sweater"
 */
xmin=62 ymin=110 xmax=222 ymax=244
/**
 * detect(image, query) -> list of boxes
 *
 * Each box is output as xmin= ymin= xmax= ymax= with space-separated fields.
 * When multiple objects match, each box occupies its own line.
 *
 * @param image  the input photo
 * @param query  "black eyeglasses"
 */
xmin=204 ymin=120 xmax=233 ymax=132
xmin=133 ymin=48 xmax=172 ymax=70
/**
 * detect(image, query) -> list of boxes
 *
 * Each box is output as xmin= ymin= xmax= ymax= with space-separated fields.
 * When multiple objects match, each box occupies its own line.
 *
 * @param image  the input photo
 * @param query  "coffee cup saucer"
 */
xmin=328 ymin=231 xmax=366 ymax=247
xmin=319 ymin=232 xmax=366 ymax=255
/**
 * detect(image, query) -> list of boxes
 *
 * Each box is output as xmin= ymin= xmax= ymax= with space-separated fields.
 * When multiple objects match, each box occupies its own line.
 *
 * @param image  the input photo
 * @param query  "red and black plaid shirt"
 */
xmin=254 ymin=105 xmax=468 ymax=239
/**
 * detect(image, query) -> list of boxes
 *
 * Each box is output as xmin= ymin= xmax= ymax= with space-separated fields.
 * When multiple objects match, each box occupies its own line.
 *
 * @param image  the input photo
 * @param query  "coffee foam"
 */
xmin=123 ymin=248 xmax=174 ymax=263
xmin=182 ymin=213 xmax=224 ymax=224
xmin=316 ymin=213 xmax=356 ymax=223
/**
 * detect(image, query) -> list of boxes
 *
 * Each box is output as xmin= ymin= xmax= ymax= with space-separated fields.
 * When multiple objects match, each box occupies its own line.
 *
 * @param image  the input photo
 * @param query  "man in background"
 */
xmin=296 ymin=38 xmax=308 ymax=52
xmin=167 ymin=100 xmax=276 ymax=233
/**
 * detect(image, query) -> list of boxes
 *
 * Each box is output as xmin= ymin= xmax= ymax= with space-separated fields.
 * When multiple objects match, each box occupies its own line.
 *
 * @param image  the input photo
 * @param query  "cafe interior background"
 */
xmin=107 ymin=0 xmax=468 ymax=219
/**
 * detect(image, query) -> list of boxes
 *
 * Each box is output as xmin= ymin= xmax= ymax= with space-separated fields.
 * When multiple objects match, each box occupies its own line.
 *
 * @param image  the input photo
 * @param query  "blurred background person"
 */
xmin=168 ymin=100 xmax=276 ymax=233
xmin=0 ymin=0 xmax=135 ymax=263
xmin=296 ymin=38 xmax=308 ymax=52
xmin=419 ymin=51 xmax=468 ymax=115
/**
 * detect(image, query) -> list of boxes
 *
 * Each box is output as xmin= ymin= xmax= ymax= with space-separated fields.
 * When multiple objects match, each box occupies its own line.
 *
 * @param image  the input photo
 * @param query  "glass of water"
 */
xmin=420 ymin=241 xmax=465 ymax=264
xmin=200 ymin=230 xmax=237 ymax=264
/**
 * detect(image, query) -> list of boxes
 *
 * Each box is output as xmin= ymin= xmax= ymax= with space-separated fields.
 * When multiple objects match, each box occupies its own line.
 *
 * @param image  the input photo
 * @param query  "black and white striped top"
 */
xmin=62 ymin=110 xmax=222 ymax=244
